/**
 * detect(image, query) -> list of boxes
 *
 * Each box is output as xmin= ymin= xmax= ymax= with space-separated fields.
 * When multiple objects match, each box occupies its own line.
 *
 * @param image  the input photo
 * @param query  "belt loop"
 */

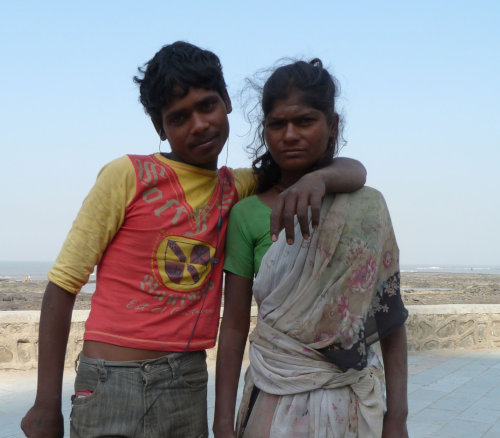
xmin=167 ymin=354 xmax=178 ymax=380
xmin=96 ymin=359 xmax=108 ymax=382
xmin=74 ymin=353 xmax=81 ymax=373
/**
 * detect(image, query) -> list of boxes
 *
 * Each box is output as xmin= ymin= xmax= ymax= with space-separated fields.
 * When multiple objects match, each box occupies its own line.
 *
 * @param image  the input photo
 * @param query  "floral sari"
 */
xmin=236 ymin=188 xmax=407 ymax=438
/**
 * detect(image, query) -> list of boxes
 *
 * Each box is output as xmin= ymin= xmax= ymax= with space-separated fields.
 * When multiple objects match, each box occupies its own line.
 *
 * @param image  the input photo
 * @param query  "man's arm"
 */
xmin=21 ymin=282 xmax=76 ymax=438
xmin=213 ymin=273 xmax=253 ymax=438
xmin=270 ymin=157 xmax=366 ymax=242
xmin=380 ymin=325 xmax=409 ymax=438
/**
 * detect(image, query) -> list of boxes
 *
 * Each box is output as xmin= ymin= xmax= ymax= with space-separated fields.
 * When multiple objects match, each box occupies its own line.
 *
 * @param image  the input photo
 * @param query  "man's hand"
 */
xmin=21 ymin=405 xmax=64 ymax=438
xmin=21 ymin=282 xmax=75 ymax=438
xmin=270 ymin=172 xmax=325 ymax=243
xmin=270 ymin=157 xmax=366 ymax=243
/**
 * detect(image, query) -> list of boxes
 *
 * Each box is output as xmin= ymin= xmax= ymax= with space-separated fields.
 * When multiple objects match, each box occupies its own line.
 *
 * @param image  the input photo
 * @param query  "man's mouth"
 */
xmin=192 ymin=135 xmax=218 ymax=149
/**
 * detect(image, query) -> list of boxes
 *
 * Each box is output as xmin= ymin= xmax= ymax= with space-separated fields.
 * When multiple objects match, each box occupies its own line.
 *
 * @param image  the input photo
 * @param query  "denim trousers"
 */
xmin=70 ymin=350 xmax=208 ymax=438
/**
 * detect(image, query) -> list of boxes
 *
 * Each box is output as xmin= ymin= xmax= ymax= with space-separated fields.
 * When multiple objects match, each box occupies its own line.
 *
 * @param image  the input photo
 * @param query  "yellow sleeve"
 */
xmin=231 ymin=168 xmax=257 ymax=200
xmin=48 ymin=156 xmax=136 ymax=294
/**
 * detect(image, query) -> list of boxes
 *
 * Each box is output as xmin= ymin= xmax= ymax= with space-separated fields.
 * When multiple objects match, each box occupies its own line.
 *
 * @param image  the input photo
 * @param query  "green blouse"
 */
xmin=224 ymin=195 xmax=273 ymax=279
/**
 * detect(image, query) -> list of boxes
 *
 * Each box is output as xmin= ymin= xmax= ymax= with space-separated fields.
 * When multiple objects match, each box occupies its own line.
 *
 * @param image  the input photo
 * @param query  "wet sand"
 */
xmin=0 ymin=273 xmax=498 ymax=311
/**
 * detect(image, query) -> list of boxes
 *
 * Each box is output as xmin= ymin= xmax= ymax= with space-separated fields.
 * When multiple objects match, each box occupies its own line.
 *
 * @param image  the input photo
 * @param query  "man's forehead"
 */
xmin=163 ymin=87 xmax=220 ymax=113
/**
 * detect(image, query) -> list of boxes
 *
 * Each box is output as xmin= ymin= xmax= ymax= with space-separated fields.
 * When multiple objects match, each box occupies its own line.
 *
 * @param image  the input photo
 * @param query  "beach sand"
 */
xmin=0 ymin=273 xmax=498 ymax=311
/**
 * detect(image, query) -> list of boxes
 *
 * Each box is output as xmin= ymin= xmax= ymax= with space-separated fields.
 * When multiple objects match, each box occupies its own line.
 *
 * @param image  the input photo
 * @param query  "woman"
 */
xmin=214 ymin=59 xmax=408 ymax=438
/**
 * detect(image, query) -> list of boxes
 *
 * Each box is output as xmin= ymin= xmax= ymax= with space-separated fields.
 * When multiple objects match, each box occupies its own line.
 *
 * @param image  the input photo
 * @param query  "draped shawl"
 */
xmin=236 ymin=187 xmax=407 ymax=438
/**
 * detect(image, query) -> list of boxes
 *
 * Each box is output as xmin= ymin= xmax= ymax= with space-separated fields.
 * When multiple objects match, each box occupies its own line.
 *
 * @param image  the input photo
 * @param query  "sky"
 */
xmin=1 ymin=0 xmax=499 ymax=266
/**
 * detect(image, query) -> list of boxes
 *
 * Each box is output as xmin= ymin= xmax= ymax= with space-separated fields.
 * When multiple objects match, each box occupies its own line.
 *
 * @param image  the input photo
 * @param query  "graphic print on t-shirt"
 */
xmin=154 ymin=234 xmax=215 ymax=292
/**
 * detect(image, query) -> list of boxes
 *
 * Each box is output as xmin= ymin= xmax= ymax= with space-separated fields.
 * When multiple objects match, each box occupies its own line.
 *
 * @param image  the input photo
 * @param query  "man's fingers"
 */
xmin=295 ymin=195 xmax=311 ymax=239
xmin=309 ymin=191 xmax=322 ymax=230
xmin=270 ymin=195 xmax=285 ymax=242
xmin=281 ymin=193 xmax=297 ymax=244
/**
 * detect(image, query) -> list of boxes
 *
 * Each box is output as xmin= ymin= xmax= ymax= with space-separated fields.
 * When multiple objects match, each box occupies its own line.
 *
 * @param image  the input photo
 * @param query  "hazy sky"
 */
xmin=1 ymin=1 xmax=499 ymax=266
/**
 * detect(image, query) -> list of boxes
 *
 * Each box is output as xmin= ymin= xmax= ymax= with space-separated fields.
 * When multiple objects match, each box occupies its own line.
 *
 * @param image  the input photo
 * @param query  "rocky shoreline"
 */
xmin=0 ymin=280 xmax=93 ymax=311
xmin=0 ymin=273 xmax=498 ymax=311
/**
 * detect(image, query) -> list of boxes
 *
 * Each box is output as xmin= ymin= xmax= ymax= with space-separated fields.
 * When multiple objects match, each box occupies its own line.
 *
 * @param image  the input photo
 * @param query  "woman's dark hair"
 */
xmin=250 ymin=59 xmax=343 ymax=192
xmin=133 ymin=41 xmax=228 ymax=128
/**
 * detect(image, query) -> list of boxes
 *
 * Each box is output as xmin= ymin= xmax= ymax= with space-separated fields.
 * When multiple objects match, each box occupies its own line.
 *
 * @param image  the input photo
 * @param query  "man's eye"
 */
xmin=200 ymin=100 xmax=216 ymax=112
xmin=168 ymin=115 xmax=186 ymax=126
xmin=266 ymin=120 xmax=284 ymax=129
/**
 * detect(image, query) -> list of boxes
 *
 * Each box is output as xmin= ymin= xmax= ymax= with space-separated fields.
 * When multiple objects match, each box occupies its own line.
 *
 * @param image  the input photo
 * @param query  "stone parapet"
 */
xmin=0 ymin=310 xmax=89 ymax=371
xmin=406 ymin=304 xmax=500 ymax=351
xmin=1 ymin=305 xmax=500 ymax=370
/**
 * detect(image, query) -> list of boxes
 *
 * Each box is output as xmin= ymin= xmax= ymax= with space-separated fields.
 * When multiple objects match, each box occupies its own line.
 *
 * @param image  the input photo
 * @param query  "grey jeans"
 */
xmin=70 ymin=351 xmax=208 ymax=438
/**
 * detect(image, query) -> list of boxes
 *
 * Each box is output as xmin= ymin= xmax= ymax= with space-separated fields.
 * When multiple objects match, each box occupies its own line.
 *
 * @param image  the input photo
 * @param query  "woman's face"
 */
xmin=264 ymin=90 xmax=333 ymax=178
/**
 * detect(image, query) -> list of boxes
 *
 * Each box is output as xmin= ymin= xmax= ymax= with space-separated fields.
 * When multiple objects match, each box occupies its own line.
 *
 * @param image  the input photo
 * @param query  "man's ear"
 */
xmin=222 ymin=91 xmax=232 ymax=114
xmin=152 ymin=118 xmax=166 ymax=140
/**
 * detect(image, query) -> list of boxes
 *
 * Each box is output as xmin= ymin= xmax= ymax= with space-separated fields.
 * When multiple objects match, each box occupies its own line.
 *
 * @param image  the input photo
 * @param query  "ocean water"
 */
xmin=0 ymin=261 xmax=96 ymax=293
xmin=401 ymin=264 xmax=500 ymax=275
xmin=1 ymin=261 xmax=499 ymax=281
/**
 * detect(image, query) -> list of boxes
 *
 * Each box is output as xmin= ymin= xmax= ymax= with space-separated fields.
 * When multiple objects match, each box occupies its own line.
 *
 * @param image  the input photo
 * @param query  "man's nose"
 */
xmin=191 ymin=113 xmax=209 ymax=133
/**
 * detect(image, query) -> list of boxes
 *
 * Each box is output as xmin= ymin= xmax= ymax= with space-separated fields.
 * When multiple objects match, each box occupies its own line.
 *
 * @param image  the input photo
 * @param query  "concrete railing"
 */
xmin=1 ymin=305 xmax=500 ymax=371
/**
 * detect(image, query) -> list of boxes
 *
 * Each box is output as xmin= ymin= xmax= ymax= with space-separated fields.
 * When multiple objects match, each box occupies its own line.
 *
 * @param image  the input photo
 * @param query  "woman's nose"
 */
xmin=283 ymin=123 xmax=298 ymax=142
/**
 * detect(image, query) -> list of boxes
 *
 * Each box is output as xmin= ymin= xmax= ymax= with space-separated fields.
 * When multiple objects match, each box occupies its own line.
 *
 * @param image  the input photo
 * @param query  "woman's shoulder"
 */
xmin=232 ymin=194 xmax=267 ymax=212
xmin=345 ymin=186 xmax=386 ymax=205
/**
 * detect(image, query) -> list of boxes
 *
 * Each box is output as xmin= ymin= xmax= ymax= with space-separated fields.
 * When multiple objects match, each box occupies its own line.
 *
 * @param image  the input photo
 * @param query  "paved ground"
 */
xmin=1 ymin=350 xmax=500 ymax=438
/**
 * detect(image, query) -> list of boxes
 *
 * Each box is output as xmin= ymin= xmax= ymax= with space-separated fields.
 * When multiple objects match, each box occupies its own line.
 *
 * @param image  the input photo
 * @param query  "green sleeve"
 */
xmin=224 ymin=202 xmax=256 ymax=280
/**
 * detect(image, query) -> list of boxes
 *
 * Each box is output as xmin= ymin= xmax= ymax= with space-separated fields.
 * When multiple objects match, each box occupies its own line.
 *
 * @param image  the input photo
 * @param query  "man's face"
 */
xmin=158 ymin=87 xmax=231 ymax=170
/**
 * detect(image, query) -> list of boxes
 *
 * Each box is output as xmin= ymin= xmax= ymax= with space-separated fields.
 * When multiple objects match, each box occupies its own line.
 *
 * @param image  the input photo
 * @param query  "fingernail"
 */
xmin=271 ymin=234 xmax=277 ymax=242
xmin=287 ymin=238 xmax=294 ymax=245
xmin=303 ymin=233 xmax=309 ymax=240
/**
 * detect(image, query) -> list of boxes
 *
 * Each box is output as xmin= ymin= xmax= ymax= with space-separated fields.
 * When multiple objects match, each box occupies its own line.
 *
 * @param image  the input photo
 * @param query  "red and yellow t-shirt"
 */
xmin=49 ymin=154 xmax=256 ymax=351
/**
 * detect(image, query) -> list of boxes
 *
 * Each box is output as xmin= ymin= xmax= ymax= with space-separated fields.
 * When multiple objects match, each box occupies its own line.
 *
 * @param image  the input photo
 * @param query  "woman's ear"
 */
xmin=329 ymin=113 xmax=339 ymax=146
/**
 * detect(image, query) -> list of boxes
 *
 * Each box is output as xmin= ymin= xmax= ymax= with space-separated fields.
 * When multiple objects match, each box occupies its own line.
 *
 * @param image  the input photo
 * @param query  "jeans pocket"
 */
xmin=179 ymin=362 xmax=208 ymax=390
xmin=72 ymin=361 xmax=103 ymax=406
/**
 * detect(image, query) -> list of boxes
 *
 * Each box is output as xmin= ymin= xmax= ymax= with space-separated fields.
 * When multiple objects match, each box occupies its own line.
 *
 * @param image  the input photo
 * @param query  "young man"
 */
xmin=21 ymin=41 xmax=366 ymax=438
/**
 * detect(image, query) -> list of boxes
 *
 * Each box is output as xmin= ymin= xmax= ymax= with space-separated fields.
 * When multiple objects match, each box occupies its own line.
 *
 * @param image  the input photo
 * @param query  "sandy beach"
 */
xmin=0 ymin=273 xmax=498 ymax=311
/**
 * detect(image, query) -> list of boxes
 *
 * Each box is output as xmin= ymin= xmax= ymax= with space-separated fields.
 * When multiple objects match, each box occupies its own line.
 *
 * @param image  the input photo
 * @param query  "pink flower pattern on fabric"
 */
xmin=346 ymin=256 xmax=376 ymax=294
xmin=338 ymin=311 xmax=364 ymax=349
xmin=383 ymin=250 xmax=393 ymax=268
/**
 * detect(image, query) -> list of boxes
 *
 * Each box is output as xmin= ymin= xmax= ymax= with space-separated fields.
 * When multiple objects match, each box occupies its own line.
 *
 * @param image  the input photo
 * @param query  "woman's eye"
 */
xmin=298 ymin=117 xmax=315 ymax=125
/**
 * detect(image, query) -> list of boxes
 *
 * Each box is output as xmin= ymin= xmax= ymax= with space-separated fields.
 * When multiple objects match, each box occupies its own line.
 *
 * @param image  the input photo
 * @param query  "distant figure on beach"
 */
xmin=213 ymin=60 xmax=408 ymax=437
xmin=20 ymin=42 xmax=366 ymax=438
xmin=24 ymin=275 xmax=31 ymax=282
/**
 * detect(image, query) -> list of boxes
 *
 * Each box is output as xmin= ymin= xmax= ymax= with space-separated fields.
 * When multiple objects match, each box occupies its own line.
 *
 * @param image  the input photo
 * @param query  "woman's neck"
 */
xmin=277 ymin=172 xmax=307 ymax=191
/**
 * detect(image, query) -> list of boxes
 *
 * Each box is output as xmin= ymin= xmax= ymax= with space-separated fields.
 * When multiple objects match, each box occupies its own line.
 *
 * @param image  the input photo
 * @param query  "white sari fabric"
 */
xmin=236 ymin=188 xmax=406 ymax=438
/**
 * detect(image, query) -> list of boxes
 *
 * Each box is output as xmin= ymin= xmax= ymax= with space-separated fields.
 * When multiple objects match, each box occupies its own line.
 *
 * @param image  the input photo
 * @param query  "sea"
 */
xmin=0 ymin=261 xmax=96 ymax=293
xmin=0 ymin=261 xmax=499 ymax=291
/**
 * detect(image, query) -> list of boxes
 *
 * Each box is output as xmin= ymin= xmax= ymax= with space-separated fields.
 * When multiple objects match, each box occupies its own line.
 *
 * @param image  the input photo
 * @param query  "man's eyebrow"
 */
xmin=164 ymin=108 xmax=188 ymax=120
xmin=196 ymin=95 xmax=219 ymax=106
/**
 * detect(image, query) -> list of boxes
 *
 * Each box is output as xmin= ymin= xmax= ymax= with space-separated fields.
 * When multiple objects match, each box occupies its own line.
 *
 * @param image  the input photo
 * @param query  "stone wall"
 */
xmin=1 ymin=305 xmax=500 ymax=371
xmin=405 ymin=304 xmax=500 ymax=351
xmin=0 ymin=310 xmax=88 ymax=371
